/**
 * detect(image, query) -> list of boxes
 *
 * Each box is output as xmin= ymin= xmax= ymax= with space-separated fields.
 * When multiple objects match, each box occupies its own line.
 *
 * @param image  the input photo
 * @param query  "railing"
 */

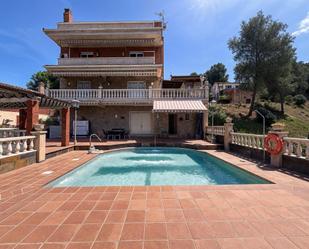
xmin=0 ymin=128 xmax=26 ymax=138
xmin=231 ymin=132 xmax=265 ymax=150
xmin=206 ymin=126 xmax=225 ymax=136
xmin=283 ymin=137 xmax=309 ymax=159
xmin=0 ymin=136 xmax=35 ymax=158
xmin=48 ymin=88 xmax=208 ymax=102
xmin=58 ymin=57 xmax=155 ymax=65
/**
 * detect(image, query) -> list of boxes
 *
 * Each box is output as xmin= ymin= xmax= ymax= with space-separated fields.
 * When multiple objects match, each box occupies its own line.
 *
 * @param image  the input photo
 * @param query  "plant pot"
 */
xmin=34 ymin=124 xmax=45 ymax=131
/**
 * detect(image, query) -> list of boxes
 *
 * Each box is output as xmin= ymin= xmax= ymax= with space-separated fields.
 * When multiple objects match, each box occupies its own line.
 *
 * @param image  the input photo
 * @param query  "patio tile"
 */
xmin=209 ymin=222 xmax=237 ymax=238
xmin=125 ymin=210 xmax=145 ymax=223
xmin=120 ymin=223 xmax=144 ymax=240
xmin=179 ymin=199 xmax=197 ymax=209
xmin=166 ymin=223 xmax=192 ymax=239
xmin=265 ymin=237 xmax=299 ymax=249
xmin=183 ymin=209 xmax=204 ymax=222
xmin=217 ymin=238 xmax=245 ymax=249
xmin=145 ymin=209 xmax=165 ymax=222
xmin=164 ymin=209 xmax=185 ymax=222
xmin=169 ymin=240 xmax=195 ymax=249
xmin=71 ymin=224 xmax=101 ymax=242
xmin=63 ymin=211 xmax=89 ymax=224
xmin=129 ymin=200 xmax=146 ymax=210
xmin=22 ymin=225 xmax=57 ymax=243
xmin=144 ymin=223 xmax=167 ymax=240
xmin=0 ymin=212 xmax=32 ymax=225
xmin=0 ymin=224 xmax=35 ymax=243
xmin=117 ymin=241 xmax=143 ymax=249
xmin=231 ymin=221 xmax=261 ymax=237
xmin=289 ymin=236 xmax=309 ymax=249
xmin=66 ymin=243 xmax=92 ymax=249
xmin=84 ymin=210 xmax=107 ymax=223
xmin=194 ymin=239 xmax=221 ymax=249
xmin=241 ymin=238 xmax=273 ymax=249
xmin=94 ymin=201 xmax=113 ymax=210
xmin=40 ymin=244 xmax=66 ymax=249
xmin=162 ymin=199 xmax=181 ymax=209
xmin=188 ymin=222 xmax=214 ymax=239
xmin=41 ymin=211 xmax=70 ymax=225
xmin=111 ymin=200 xmax=129 ymax=210
xmin=105 ymin=210 xmax=127 ymax=223
xmin=144 ymin=241 xmax=168 ymax=249
xmin=92 ymin=242 xmax=117 ymax=249
xmin=15 ymin=244 xmax=42 ymax=249
xmin=96 ymin=224 xmax=123 ymax=241
xmin=47 ymin=224 xmax=79 ymax=242
xmin=21 ymin=212 xmax=50 ymax=225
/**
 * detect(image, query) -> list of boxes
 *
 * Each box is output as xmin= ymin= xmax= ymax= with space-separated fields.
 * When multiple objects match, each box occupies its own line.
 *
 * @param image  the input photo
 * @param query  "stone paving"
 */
xmin=0 ymin=150 xmax=308 ymax=249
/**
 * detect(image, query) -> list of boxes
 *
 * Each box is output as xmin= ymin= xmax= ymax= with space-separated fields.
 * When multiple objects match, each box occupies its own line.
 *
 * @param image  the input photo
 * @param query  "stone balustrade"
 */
xmin=0 ymin=128 xmax=26 ymax=138
xmin=231 ymin=132 xmax=265 ymax=150
xmin=48 ymin=88 xmax=208 ymax=103
xmin=206 ymin=126 xmax=225 ymax=136
xmin=58 ymin=57 xmax=155 ymax=65
xmin=0 ymin=136 xmax=35 ymax=158
xmin=283 ymin=137 xmax=309 ymax=159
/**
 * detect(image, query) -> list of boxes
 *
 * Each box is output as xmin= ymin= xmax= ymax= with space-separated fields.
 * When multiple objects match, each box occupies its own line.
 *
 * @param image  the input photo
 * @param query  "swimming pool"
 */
xmin=48 ymin=147 xmax=270 ymax=187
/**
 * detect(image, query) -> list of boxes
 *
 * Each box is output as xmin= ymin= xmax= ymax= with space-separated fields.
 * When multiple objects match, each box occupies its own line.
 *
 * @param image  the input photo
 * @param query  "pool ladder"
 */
xmin=88 ymin=134 xmax=102 ymax=153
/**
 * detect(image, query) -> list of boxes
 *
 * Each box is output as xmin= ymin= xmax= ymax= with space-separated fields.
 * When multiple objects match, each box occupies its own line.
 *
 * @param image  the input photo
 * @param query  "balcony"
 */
xmin=47 ymin=88 xmax=208 ymax=105
xmin=58 ymin=57 xmax=155 ymax=65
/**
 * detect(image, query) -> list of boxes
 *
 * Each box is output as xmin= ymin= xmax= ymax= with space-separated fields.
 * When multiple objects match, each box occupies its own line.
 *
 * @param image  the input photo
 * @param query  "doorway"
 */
xmin=168 ymin=114 xmax=177 ymax=135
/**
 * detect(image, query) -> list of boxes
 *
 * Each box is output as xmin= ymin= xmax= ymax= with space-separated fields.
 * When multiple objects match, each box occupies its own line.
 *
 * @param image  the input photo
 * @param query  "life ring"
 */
xmin=264 ymin=134 xmax=284 ymax=155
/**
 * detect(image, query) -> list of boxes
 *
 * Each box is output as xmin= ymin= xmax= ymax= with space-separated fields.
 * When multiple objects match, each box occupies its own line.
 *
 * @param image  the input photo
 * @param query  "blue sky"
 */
xmin=0 ymin=0 xmax=308 ymax=87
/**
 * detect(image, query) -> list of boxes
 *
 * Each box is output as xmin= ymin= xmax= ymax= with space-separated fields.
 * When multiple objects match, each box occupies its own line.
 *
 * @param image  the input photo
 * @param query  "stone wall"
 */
xmin=0 ymin=152 xmax=36 ymax=174
xmin=282 ymin=155 xmax=309 ymax=175
xmin=230 ymin=144 xmax=271 ymax=163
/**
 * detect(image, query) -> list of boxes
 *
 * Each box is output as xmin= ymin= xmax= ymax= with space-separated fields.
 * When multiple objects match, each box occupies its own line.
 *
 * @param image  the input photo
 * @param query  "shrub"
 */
xmin=285 ymin=95 xmax=293 ymax=104
xmin=208 ymin=106 xmax=227 ymax=125
xmin=293 ymin=94 xmax=307 ymax=106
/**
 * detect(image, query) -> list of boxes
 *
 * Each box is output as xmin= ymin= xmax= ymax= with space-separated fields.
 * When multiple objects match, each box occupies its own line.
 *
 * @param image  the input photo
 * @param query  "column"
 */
xmin=19 ymin=109 xmax=27 ymax=130
xmin=224 ymin=117 xmax=234 ymax=151
xmin=26 ymin=99 xmax=39 ymax=135
xmin=31 ymin=131 xmax=47 ymax=162
xmin=61 ymin=107 xmax=70 ymax=146
xmin=203 ymin=110 xmax=208 ymax=139
xmin=268 ymin=124 xmax=288 ymax=167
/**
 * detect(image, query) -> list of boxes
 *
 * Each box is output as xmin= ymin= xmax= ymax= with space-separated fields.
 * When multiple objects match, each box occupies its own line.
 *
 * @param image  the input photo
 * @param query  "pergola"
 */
xmin=0 ymin=82 xmax=72 ymax=146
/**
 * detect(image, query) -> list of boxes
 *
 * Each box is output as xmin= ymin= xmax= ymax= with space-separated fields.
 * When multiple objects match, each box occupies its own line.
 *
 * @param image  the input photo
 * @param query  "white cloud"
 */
xmin=292 ymin=11 xmax=309 ymax=36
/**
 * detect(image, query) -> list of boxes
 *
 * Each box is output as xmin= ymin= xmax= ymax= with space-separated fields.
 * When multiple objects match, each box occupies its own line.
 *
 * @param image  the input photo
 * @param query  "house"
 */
xmin=211 ymin=82 xmax=239 ymax=100
xmin=43 ymin=9 xmax=208 ymax=138
xmin=223 ymin=88 xmax=253 ymax=104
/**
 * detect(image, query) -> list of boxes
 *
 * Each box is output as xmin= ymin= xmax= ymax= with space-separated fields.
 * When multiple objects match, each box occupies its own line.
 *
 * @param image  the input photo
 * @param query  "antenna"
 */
xmin=155 ymin=10 xmax=167 ymax=30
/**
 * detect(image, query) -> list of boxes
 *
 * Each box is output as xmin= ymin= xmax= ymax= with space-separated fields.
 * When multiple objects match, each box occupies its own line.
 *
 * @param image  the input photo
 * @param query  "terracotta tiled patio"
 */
xmin=0 ymin=150 xmax=309 ymax=249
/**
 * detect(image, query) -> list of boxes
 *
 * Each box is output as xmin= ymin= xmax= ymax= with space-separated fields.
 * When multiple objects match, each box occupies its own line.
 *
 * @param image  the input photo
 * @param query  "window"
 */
xmin=129 ymin=51 xmax=144 ymax=57
xmin=127 ymin=81 xmax=146 ymax=89
xmin=185 ymin=114 xmax=190 ymax=121
xmin=80 ymin=52 xmax=94 ymax=58
xmin=77 ymin=81 xmax=91 ymax=89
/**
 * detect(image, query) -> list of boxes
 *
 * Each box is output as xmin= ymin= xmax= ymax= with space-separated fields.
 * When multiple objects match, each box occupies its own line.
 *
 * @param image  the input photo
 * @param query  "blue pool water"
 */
xmin=48 ymin=147 xmax=270 ymax=187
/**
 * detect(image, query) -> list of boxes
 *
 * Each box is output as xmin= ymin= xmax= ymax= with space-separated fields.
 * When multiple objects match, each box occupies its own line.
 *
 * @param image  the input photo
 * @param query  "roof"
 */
xmin=213 ymin=82 xmax=240 ymax=86
xmin=171 ymin=75 xmax=201 ymax=82
xmin=161 ymin=80 xmax=183 ymax=89
xmin=153 ymin=100 xmax=207 ymax=113
xmin=0 ymin=83 xmax=72 ymax=109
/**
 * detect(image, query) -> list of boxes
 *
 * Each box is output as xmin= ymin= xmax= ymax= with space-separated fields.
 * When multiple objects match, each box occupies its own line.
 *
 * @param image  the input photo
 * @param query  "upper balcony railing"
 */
xmin=58 ymin=57 xmax=156 ymax=66
xmin=47 ymin=88 xmax=208 ymax=103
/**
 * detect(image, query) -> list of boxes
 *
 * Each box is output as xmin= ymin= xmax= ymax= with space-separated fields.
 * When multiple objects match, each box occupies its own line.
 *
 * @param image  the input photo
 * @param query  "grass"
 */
xmin=217 ymin=101 xmax=309 ymax=138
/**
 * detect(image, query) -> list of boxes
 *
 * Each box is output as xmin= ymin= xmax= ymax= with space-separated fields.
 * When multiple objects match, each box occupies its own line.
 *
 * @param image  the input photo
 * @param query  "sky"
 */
xmin=0 ymin=0 xmax=308 ymax=87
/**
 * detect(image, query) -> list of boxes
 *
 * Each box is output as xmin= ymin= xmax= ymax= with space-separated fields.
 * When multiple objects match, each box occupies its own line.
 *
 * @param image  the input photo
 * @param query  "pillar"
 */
xmin=19 ymin=109 xmax=27 ymax=130
xmin=268 ymin=124 xmax=288 ymax=168
xmin=224 ymin=117 xmax=234 ymax=152
xmin=31 ymin=131 xmax=47 ymax=162
xmin=203 ymin=111 xmax=208 ymax=139
xmin=61 ymin=108 xmax=70 ymax=146
xmin=26 ymin=99 xmax=39 ymax=135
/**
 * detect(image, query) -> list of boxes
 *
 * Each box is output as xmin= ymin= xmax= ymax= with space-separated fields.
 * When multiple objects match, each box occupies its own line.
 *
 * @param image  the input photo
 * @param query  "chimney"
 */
xmin=63 ymin=8 xmax=73 ymax=23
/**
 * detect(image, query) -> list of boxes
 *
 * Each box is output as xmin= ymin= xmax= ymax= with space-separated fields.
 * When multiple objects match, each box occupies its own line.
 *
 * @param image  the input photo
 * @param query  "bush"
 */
xmin=285 ymin=95 xmax=293 ymax=104
xmin=255 ymin=106 xmax=277 ymax=125
xmin=208 ymin=106 xmax=227 ymax=125
xmin=293 ymin=94 xmax=307 ymax=106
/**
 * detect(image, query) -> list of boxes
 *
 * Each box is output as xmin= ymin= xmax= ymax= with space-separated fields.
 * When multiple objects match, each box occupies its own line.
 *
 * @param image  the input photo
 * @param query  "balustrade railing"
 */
xmin=231 ymin=132 xmax=265 ymax=150
xmin=206 ymin=126 xmax=225 ymax=136
xmin=0 ymin=136 xmax=35 ymax=158
xmin=0 ymin=128 xmax=26 ymax=138
xmin=48 ymin=88 xmax=208 ymax=102
xmin=58 ymin=57 xmax=155 ymax=65
xmin=283 ymin=137 xmax=309 ymax=159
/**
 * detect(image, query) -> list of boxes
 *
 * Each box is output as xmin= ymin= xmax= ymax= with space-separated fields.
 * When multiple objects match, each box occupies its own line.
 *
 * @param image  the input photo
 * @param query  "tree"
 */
xmin=205 ymin=63 xmax=229 ymax=85
xmin=190 ymin=72 xmax=199 ymax=76
xmin=228 ymin=11 xmax=295 ymax=116
xmin=291 ymin=61 xmax=309 ymax=98
xmin=26 ymin=71 xmax=59 ymax=90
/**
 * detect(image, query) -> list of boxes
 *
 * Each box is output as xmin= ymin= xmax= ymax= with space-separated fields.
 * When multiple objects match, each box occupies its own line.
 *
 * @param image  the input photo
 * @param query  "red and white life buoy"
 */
xmin=264 ymin=134 xmax=284 ymax=155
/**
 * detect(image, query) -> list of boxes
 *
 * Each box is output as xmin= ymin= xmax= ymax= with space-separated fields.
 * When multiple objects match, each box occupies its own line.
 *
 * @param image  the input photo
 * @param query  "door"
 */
xmin=130 ymin=112 xmax=152 ymax=135
xmin=168 ymin=114 xmax=177 ymax=135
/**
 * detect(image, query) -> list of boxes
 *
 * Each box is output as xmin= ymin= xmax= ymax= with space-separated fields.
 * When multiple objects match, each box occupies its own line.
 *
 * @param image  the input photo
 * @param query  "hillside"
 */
xmin=217 ymin=102 xmax=309 ymax=138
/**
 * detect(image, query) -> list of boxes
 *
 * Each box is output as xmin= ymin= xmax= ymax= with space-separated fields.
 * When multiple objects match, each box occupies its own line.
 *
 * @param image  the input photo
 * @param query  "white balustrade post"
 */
xmin=31 ymin=131 xmax=47 ymax=162
xmin=224 ymin=117 xmax=233 ymax=152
